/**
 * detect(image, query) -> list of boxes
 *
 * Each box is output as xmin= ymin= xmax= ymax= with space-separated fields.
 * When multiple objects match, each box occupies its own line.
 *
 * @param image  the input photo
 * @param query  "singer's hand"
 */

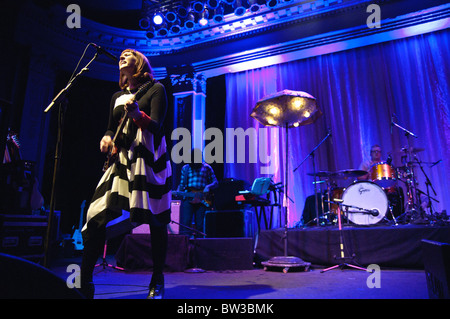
xmin=100 ymin=135 xmax=112 ymax=153
xmin=125 ymin=99 xmax=143 ymax=120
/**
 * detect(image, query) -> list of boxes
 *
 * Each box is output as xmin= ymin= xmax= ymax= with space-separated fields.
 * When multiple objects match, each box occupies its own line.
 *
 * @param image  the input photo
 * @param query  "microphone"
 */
xmin=327 ymin=127 xmax=333 ymax=145
xmin=430 ymin=159 xmax=442 ymax=168
xmin=369 ymin=209 xmax=380 ymax=216
xmin=91 ymin=43 xmax=118 ymax=62
xmin=386 ymin=154 xmax=392 ymax=165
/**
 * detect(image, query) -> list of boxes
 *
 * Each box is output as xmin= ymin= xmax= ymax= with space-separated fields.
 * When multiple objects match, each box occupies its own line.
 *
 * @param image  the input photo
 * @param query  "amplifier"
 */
xmin=204 ymin=210 xmax=254 ymax=238
xmin=0 ymin=214 xmax=47 ymax=259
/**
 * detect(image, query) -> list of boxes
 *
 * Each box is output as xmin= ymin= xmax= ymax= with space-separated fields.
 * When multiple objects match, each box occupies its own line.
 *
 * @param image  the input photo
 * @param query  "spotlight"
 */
xmin=206 ymin=0 xmax=220 ymax=9
xmin=184 ymin=12 xmax=196 ymax=29
xmin=165 ymin=11 xmax=177 ymax=23
xmin=234 ymin=7 xmax=246 ymax=16
xmin=199 ymin=10 xmax=209 ymax=26
xmin=249 ymin=3 xmax=260 ymax=13
xmin=212 ymin=6 xmax=224 ymax=23
xmin=152 ymin=13 xmax=164 ymax=25
xmin=266 ymin=0 xmax=278 ymax=8
xmin=139 ymin=17 xmax=151 ymax=30
xmin=145 ymin=30 xmax=155 ymax=39
xmin=177 ymin=6 xmax=188 ymax=18
xmin=157 ymin=28 xmax=169 ymax=37
xmin=192 ymin=1 xmax=205 ymax=13
xmin=223 ymin=0 xmax=236 ymax=4
xmin=170 ymin=24 xmax=182 ymax=34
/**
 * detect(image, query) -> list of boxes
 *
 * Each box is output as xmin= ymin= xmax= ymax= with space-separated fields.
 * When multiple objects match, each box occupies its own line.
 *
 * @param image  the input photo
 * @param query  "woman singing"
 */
xmin=80 ymin=49 xmax=172 ymax=299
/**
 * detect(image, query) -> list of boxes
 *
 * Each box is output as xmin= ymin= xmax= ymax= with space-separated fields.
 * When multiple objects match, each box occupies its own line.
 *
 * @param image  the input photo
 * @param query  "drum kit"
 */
xmin=307 ymin=145 xmax=439 ymax=227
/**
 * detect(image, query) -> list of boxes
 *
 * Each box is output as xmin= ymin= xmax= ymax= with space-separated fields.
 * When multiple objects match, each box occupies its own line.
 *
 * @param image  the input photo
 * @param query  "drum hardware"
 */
xmin=391 ymin=118 xmax=422 ymax=217
xmin=295 ymin=130 xmax=332 ymax=227
xmin=321 ymin=199 xmax=367 ymax=273
xmin=388 ymin=205 xmax=398 ymax=226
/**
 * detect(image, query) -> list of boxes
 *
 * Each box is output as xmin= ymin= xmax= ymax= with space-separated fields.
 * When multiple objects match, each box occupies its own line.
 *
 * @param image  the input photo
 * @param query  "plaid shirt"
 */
xmin=179 ymin=163 xmax=217 ymax=191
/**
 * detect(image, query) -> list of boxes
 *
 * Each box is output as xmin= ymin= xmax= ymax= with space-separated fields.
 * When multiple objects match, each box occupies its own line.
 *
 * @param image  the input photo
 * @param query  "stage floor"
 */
xmin=49 ymin=256 xmax=429 ymax=300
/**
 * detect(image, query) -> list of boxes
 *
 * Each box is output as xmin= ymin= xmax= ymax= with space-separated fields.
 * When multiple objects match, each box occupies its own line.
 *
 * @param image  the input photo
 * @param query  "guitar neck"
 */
xmin=112 ymin=110 xmax=129 ymax=144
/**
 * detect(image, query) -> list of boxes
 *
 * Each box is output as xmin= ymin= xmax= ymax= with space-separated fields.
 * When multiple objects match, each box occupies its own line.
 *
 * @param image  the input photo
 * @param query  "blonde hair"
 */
xmin=119 ymin=49 xmax=154 ymax=90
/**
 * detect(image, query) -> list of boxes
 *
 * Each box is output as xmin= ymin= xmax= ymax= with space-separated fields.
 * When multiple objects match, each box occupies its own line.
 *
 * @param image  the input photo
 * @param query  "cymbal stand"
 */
xmin=321 ymin=201 xmax=367 ymax=273
xmin=415 ymin=156 xmax=439 ymax=217
xmin=392 ymin=120 xmax=421 ymax=215
xmin=294 ymin=130 xmax=332 ymax=226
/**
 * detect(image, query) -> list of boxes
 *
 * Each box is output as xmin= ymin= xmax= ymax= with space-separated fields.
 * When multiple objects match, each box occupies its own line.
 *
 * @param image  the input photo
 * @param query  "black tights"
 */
xmin=80 ymin=224 xmax=168 ymax=284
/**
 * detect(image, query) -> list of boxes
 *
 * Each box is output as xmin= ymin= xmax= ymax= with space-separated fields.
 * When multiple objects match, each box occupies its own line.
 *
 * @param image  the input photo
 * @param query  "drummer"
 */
xmin=358 ymin=144 xmax=382 ymax=180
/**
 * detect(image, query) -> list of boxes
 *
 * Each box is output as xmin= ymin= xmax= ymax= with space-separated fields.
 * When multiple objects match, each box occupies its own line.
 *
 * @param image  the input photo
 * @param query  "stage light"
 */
xmin=192 ymin=1 xmax=205 ymax=13
xmin=212 ymin=6 xmax=224 ymax=23
xmin=170 ymin=24 xmax=182 ymax=34
xmin=207 ymin=0 xmax=220 ymax=9
xmin=199 ymin=10 xmax=209 ymax=26
xmin=139 ymin=17 xmax=151 ymax=30
xmin=249 ymin=3 xmax=260 ymax=13
xmin=234 ymin=0 xmax=247 ymax=17
xmin=158 ymin=28 xmax=169 ymax=37
xmin=266 ymin=0 xmax=278 ymax=9
xmin=177 ymin=6 xmax=188 ymax=18
xmin=184 ymin=12 xmax=196 ymax=29
xmin=223 ymin=0 xmax=236 ymax=4
xmin=145 ymin=29 xmax=155 ymax=39
xmin=152 ymin=13 xmax=164 ymax=25
xmin=165 ymin=11 xmax=177 ymax=23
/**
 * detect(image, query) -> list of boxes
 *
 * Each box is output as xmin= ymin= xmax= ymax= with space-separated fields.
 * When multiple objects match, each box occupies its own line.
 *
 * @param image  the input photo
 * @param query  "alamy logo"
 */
xmin=66 ymin=4 xmax=81 ymax=29
xmin=366 ymin=264 xmax=381 ymax=288
xmin=66 ymin=264 xmax=81 ymax=289
xmin=171 ymin=120 xmax=276 ymax=175
xmin=367 ymin=4 xmax=381 ymax=29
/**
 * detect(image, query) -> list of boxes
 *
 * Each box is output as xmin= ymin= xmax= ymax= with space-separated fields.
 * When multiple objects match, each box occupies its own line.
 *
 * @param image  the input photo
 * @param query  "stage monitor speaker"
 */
xmin=0 ymin=253 xmax=84 ymax=299
xmin=194 ymin=237 xmax=253 ymax=270
xmin=421 ymin=239 xmax=450 ymax=299
xmin=204 ymin=210 xmax=254 ymax=238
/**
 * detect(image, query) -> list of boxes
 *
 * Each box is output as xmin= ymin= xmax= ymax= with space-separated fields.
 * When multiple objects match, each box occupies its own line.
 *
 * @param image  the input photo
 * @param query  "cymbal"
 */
xmin=332 ymin=169 xmax=368 ymax=178
xmin=307 ymin=171 xmax=334 ymax=178
xmin=397 ymin=147 xmax=425 ymax=154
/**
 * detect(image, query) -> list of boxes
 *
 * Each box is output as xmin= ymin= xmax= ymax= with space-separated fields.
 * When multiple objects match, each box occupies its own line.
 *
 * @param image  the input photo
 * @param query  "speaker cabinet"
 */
xmin=422 ymin=239 xmax=450 ymax=299
xmin=194 ymin=237 xmax=254 ymax=270
xmin=204 ymin=210 xmax=254 ymax=238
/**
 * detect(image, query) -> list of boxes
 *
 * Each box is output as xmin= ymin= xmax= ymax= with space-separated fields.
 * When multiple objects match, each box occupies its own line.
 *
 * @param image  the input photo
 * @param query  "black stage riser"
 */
xmin=115 ymin=235 xmax=254 ymax=271
xmin=255 ymin=225 xmax=450 ymax=269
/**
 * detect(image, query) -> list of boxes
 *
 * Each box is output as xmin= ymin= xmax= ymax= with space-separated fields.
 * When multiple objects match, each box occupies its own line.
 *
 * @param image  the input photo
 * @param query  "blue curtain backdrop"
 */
xmin=224 ymin=29 xmax=450 ymax=227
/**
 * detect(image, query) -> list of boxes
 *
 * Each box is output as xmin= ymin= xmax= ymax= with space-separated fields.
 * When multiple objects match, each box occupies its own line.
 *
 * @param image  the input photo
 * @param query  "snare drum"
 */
xmin=341 ymin=181 xmax=388 ymax=225
xmin=369 ymin=162 xmax=396 ymax=188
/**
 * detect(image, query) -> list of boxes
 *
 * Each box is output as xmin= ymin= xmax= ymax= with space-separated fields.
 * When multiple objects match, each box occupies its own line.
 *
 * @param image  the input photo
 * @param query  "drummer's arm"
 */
xmin=358 ymin=163 xmax=370 ymax=180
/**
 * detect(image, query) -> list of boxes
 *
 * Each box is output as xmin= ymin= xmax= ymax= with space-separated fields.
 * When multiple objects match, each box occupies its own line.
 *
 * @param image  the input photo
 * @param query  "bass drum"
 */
xmin=341 ymin=181 xmax=388 ymax=225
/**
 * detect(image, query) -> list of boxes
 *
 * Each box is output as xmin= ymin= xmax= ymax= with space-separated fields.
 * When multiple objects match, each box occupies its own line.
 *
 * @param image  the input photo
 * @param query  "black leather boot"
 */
xmin=147 ymin=273 xmax=164 ymax=299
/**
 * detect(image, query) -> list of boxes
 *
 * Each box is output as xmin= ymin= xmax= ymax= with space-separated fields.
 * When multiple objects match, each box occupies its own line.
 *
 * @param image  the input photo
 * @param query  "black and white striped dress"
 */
xmin=82 ymin=81 xmax=172 ymax=241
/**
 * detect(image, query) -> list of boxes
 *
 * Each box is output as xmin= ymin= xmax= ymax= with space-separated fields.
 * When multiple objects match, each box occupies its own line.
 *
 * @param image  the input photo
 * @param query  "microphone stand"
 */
xmin=42 ymin=52 xmax=99 ymax=268
xmin=321 ymin=200 xmax=367 ymax=273
xmin=170 ymin=220 xmax=207 ymax=273
xmin=414 ymin=156 xmax=439 ymax=217
xmin=294 ymin=130 xmax=332 ymax=227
